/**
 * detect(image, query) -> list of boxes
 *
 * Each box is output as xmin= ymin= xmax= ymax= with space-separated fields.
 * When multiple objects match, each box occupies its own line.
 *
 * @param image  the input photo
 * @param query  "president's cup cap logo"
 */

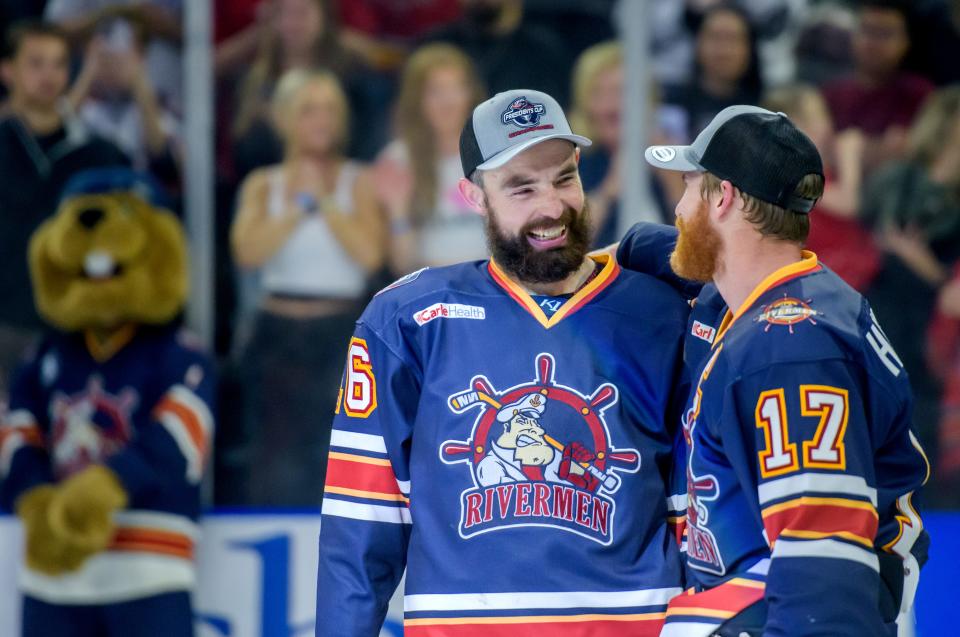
xmin=460 ymin=88 xmax=592 ymax=179
xmin=501 ymin=96 xmax=546 ymax=129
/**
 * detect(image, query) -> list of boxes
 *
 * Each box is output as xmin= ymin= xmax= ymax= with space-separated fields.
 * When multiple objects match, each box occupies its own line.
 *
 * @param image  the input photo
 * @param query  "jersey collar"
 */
xmin=488 ymin=253 xmax=620 ymax=329
xmin=84 ymin=324 xmax=138 ymax=362
xmin=712 ymin=250 xmax=821 ymax=348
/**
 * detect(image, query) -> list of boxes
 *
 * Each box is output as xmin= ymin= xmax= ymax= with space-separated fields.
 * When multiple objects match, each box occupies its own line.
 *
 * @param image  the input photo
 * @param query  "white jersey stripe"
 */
xmin=659 ymin=621 xmax=722 ymax=637
xmin=329 ymin=429 xmax=387 ymax=454
xmin=167 ymin=385 xmax=214 ymax=436
xmin=758 ymin=473 xmax=877 ymax=507
xmin=158 ymin=412 xmax=203 ymax=484
xmin=322 ymin=498 xmax=411 ymax=524
xmin=772 ymin=537 xmax=879 ymax=572
xmin=3 ymin=409 xmax=37 ymax=428
xmin=404 ymin=587 xmax=682 ymax=613
xmin=113 ymin=510 xmax=200 ymax=538
xmin=666 ymin=493 xmax=687 ymax=512
xmin=0 ymin=433 xmax=25 ymax=478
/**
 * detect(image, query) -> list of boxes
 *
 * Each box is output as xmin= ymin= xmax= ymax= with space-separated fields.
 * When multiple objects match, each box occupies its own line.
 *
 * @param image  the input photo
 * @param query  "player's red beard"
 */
xmin=485 ymin=200 xmax=591 ymax=284
xmin=670 ymin=201 xmax=722 ymax=283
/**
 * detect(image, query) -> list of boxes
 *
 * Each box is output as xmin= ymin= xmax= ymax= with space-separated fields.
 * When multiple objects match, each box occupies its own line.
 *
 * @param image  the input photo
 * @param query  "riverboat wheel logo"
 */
xmin=439 ymin=353 xmax=640 ymax=545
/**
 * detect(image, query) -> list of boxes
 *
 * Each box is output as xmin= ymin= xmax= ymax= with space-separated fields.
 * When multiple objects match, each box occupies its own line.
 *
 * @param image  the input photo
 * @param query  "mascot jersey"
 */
xmin=617 ymin=224 xmax=930 ymax=637
xmin=0 ymin=325 xmax=214 ymax=604
xmin=316 ymin=254 xmax=691 ymax=637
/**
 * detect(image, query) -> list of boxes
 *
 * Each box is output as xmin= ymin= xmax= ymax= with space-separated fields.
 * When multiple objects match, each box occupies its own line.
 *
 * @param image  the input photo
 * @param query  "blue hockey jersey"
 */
xmin=618 ymin=224 xmax=929 ymax=637
xmin=316 ymin=255 xmax=692 ymax=637
xmin=0 ymin=326 xmax=215 ymax=604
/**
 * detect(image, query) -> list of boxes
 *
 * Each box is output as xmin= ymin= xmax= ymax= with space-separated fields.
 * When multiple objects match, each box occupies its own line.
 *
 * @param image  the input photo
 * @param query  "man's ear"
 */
xmin=458 ymin=176 xmax=487 ymax=215
xmin=713 ymin=179 xmax=738 ymax=221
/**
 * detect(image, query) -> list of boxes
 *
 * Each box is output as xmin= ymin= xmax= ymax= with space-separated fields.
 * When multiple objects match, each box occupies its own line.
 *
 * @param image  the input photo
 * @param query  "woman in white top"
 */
xmin=373 ymin=43 xmax=486 ymax=275
xmin=229 ymin=69 xmax=384 ymax=506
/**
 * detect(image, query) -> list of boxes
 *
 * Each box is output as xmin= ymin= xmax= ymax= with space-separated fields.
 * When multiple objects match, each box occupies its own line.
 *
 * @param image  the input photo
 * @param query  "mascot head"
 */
xmin=30 ymin=167 xmax=189 ymax=332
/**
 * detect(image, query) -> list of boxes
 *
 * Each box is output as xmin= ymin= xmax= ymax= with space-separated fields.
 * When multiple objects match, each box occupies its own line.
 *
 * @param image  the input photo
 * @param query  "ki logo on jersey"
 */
xmin=439 ymin=353 xmax=640 ymax=545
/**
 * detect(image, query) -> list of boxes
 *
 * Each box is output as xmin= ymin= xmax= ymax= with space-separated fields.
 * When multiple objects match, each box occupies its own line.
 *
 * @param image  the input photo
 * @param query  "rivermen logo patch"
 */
xmin=754 ymin=295 xmax=822 ymax=334
xmin=439 ymin=353 xmax=640 ymax=545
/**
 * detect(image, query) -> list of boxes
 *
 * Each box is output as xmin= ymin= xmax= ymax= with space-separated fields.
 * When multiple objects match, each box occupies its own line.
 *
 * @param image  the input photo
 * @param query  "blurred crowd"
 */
xmin=2 ymin=0 xmax=960 ymax=508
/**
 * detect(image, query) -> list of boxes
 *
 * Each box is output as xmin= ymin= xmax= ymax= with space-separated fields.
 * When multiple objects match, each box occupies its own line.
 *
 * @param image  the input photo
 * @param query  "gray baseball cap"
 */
xmin=460 ymin=89 xmax=591 ymax=178
xmin=645 ymin=104 xmax=824 ymax=213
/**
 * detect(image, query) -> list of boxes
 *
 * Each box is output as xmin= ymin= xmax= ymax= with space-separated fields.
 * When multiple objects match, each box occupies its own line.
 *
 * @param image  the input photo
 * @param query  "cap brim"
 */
xmin=477 ymin=133 xmax=592 ymax=172
xmin=644 ymin=145 xmax=703 ymax=171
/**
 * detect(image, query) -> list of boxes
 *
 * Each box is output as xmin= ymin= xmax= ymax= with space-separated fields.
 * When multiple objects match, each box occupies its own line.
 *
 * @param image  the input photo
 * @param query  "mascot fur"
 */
xmin=0 ymin=167 xmax=214 ymax=636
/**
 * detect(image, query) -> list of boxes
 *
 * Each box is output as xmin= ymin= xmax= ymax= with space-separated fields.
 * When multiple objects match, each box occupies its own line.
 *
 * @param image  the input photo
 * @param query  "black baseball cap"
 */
xmin=460 ymin=89 xmax=591 ymax=179
xmin=645 ymin=105 xmax=824 ymax=213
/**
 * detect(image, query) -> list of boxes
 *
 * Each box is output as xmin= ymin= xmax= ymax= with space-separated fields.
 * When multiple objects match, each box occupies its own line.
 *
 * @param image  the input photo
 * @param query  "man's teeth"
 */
xmin=516 ymin=435 xmax=538 ymax=447
xmin=529 ymin=226 xmax=565 ymax=240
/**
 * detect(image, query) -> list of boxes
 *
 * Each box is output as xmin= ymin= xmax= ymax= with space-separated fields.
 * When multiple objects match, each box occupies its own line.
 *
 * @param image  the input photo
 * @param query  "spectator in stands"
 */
xmin=0 ymin=20 xmax=127 ymax=404
xmin=67 ymin=19 xmax=181 ymax=189
xmin=928 ymin=264 xmax=960 ymax=507
xmin=230 ymin=69 xmax=384 ymax=506
xmin=793 ymin=2 xmax=856 ymax=86
xmin=821 ymin=0 xmax=933 ymax=176
xmin=762 ymin=84 xmax=880 ymax=293
xmin=374 ymin=43 xmax=485 ymax=275
xmin=44 ymin=1 xmax=183 ymax=114
xmin=568 ymin=41 xmax=682 ymax=246
xmin=662 ymin=2 xmax=764 ymax=143
xmin=422 ymin=0 xmax=570 ymax=105
xmin=861 ymin=85 xmax=960 ymax=456
xmin=336 ymin=0 xmax=462 ymax=72
xmin=230 ymin=0 xmax=361 ymax=177
xmin=651 ymin=0 xmax=802 ymax=88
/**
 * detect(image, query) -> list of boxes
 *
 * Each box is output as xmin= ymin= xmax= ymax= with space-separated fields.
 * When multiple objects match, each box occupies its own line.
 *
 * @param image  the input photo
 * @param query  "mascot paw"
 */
xmin=48 ymin=465 xmax=129 ymax=553
xmin=15 ymin=485 xmax=91 ymax=575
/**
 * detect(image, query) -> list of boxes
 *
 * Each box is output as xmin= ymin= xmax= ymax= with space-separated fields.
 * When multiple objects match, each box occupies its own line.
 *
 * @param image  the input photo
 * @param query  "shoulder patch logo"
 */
xmin=691 ymin=320 xmax=716 ymax=343
xmin=413 ymin=303 xmax=485 ymax=326
xmin=439 ymin=353 xmax=641 ymax=545
xmin=375 ymin=267 xmax=428 ymax=296
xmin=754 ymin=295 xmax=822 ymax=334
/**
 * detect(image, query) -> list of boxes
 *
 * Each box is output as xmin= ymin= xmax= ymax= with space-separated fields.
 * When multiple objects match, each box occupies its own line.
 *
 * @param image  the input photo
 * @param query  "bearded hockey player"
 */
xmin=315 ymin=89 xmax=692 ymax=636
xmin=631 ymin=106 xmax=929 ymax=637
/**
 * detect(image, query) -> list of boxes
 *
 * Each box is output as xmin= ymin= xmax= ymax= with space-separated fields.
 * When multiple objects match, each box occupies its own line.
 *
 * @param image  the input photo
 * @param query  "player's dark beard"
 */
xmin=485 ymin=200 xmax=591 ymax=284
xmin=670 ymin=202 xmax=722 ymax=283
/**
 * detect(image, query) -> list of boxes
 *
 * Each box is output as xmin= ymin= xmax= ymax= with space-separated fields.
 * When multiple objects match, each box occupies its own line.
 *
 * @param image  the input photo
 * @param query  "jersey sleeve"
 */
xmin=616 ymin=222 xmax=702 ymax=300
xmin=105 ymin=342 xmax=215 ymax=501
xmin=316 ymin=322 xmax=417 ymax=637
xmin=728 ymin=359 xmax=888 ymax=637
xmin=0 ymin=353 xmax=53 ymax=511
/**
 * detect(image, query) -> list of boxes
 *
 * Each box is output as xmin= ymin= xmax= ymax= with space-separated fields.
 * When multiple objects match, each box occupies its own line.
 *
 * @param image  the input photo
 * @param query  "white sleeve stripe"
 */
xmin=329 ymin=429 xmax=387 ymax=454
xmin=114 ymin=510 xmax=200 ymax=537
xmin=667 ymin=493 xmax=687 ymax=512
xmin=158 ymin=412 xmax=203 ymax=484
xmin=3 ymin=409 xmax=37 ymax=428
xmin=660 ymin=621 xmax=724 ymax=637
xmin=404 ymin=587 xmax=682 ymax=612
xmin=0 ymin=433 xmax=25 ymax=477
xmin=396 ymin=479 xmax=411 ymax=495
xmin=322 ymin=497 xmax=411 ymax=524
xmin=167 ymin=385 xmax=213 ymax=435
xmin=758 ymin=473 xmax=877 ymax=507
xmin=772 ymin=537 xmax=879 ymax=572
